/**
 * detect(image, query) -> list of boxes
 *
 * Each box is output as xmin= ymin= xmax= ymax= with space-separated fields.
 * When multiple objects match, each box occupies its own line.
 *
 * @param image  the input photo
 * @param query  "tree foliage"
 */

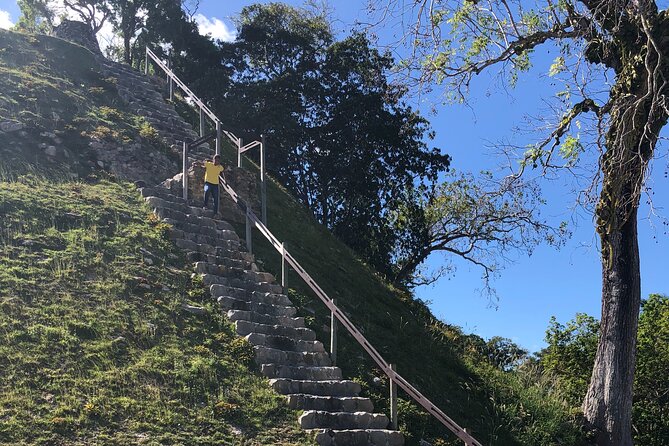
xmin=216 ymin=3 xmax=552 ymax=285
xmin=540 ymin=313 xmax=599 ymax=405
xmin=540 ymin=295 xmax=669 ymax=446
xmin=218 ymin=4 xmax=451 ymax=278
xmin=107 ymin=0 xmax=147 ymax=64
xmin=16 ymin=0 xmax=112 ymax=34
xmin=15 ymin=0 xmax=55 ymax=33
xmin=392 ymin=171 xmax=562 ymax=288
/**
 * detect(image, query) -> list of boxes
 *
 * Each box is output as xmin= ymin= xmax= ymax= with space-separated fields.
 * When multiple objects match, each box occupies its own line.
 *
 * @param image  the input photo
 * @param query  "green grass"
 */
xmin=0 ymin=176 xmax=311 ymax=445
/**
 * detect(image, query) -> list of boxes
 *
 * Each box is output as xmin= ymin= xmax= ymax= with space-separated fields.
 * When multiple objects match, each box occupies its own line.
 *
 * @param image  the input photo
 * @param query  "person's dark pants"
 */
xmin=203 ymin=182 xmax=220 ymax=214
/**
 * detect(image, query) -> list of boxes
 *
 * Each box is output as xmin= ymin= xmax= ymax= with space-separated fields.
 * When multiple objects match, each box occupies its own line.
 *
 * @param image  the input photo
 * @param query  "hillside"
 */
xmin=0 ymin=29 xmax=588 ymax=445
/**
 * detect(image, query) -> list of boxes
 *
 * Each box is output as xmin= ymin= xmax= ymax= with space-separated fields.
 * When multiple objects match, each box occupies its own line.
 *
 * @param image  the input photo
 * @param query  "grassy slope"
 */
xmin=0 ymin=178 xmax=311 ymax=446
xmin=0 ymin=29 xmax=588 ymax=445
xmin=0 ymin=31 xmax=310 ymax=445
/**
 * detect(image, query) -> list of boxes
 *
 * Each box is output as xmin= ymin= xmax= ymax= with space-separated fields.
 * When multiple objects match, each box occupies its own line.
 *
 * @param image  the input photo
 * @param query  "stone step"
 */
xmin=217 ymin=295 xmax=296 ymax=317
xmin=299 ymin=411 xmax=389 ymax=430
xmin=261 ymin=364 xmax=342 ymax=381
xmin=269 ymin=379 xmax=360 ymax=397
xmin=173 ymin=230 xmax=240 ymax=249
xmin=186 ymin=252 xmax=252 ymax=270
xmin=287 ymin=395 xmax=374 ymax=413
xmin=152 ymin=204 xmax=233 ymax=232
xmin=196 ymin=262 xmax=273 ymax=283
xmin=227 ymin=309 xmax=305 ymax=329
xmin=203 ymin=274 xmax=282 ymax=293
xmin=139 ymin=107 xmax=181 ymax=120
xmin=303 ymin=413 xmax=390 ymax=432
xmin=164 ymin=218 xmax=234 ymax=240
xmin=210 ymin=284 xmax=292 ymax=306
xmin=255 ymin=346 xmax=331 ymax=367
xmin=175 ymin=239 xmax=253 ymax=262
xmin=245 ymin=332 xmax=325 ymax=353
xmin=195 ymin=262 xmax=246 ymax=278
xmin=140 ymin=186 xmax=185 ymax=204
xmin=313 ymin=429 xmax=404 ymax=446
xmin=146 ymin=195 xmax=218 ymax=220
xmin=235 ymin=320 xmax=316 ymax=341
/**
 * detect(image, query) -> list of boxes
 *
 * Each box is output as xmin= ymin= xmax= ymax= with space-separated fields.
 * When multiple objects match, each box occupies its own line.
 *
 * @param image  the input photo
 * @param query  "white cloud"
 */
xmin=0 ymin=10 xmax=14 ymax=30
xmin=194 ymin=14 xmax=235 ymax=42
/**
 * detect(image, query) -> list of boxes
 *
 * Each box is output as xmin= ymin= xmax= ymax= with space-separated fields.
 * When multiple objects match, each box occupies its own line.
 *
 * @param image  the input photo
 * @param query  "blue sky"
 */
xmin=1 ymin=0 xmax=667 ymax=353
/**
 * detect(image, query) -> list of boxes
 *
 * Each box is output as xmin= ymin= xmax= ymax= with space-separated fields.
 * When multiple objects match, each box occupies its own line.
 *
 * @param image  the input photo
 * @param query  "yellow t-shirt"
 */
xmin=204 ymin=161 xmax=224 ymax=184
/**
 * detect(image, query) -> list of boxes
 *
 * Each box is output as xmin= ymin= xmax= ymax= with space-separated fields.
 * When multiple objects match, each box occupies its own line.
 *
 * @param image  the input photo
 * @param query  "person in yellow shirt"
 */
xmin=195 ymin=154 xmax=225 ymax=215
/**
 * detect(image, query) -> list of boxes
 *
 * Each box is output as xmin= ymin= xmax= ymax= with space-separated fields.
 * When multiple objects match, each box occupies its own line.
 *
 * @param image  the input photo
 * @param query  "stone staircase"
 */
xmin=98 ymin=56 xmax=201 ymax=147
xmin=100 ymin=58 xmax=404 ymax=445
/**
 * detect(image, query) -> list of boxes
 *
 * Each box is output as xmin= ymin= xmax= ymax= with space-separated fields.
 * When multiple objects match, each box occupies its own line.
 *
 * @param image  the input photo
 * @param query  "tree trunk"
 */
xmin=123 ymin=28 xmax=132 ymax=64
xmin=583 ymin=195 xmax=640 ymax=446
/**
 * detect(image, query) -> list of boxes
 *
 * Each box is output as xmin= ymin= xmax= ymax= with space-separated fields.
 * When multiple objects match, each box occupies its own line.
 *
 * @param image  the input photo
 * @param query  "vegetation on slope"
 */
xmin=0 ymin=28 xmax=589 ymax=446
xmin=0 ymin=176 xmax=310 ymax=445
xmin=0 ymin=28 xmax=176 ymax=182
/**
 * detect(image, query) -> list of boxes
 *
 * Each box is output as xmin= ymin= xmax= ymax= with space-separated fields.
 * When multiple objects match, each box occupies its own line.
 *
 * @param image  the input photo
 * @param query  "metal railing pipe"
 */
xmin=330 ymin=298 xmax=337 ymax=365
xmin=182 ymin=142 xmax=188 ymax=200
xmin=390 ymin=363 xmax=398 ymax=430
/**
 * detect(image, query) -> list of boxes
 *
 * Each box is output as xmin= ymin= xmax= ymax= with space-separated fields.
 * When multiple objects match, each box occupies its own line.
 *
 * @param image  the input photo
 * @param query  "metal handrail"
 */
xmin=218 ymin=175 xmax=483 ymax=446
xmin=146 ymin=48 xmax=219 ymax=125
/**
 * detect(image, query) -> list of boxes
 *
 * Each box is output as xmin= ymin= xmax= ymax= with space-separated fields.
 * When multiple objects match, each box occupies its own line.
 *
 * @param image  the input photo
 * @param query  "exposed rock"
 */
xmin=182 ymin=304 xmax=206 ymax=315
xmin=0 ymin=121 xmax=24 ymax=133
xmin=45 ymin=146 xmax=57 ymax=157
xmin=52 ymin=20 xmax=101 ymax=54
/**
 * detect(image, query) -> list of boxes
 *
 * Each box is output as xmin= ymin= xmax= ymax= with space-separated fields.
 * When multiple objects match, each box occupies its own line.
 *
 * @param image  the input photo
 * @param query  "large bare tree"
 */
xmin=371 ymin=1 xmax=669 ymax=445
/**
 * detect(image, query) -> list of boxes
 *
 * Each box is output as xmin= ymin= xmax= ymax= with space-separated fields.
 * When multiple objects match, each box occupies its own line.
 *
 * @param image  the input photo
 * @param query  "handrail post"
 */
xmin=144 ymin=47 xmax=149 ymax=75
xmin=281 ymin=242 xmax=287 ymax=288
xmin=390 ymin=364 xmax=398 ymax=430
xmin=245 ymin=208 xmax=252 ymax=254
xmin=237 ymin=138 xmax=243 ymax=168
xmin=260 ymin=134 xmax=267 ymax=225
xmin=167 ymin=58 xmax=174 ymax=101
xmin=464 ymin=428 xmax=473 ymax=446
xmin=199 ymin=106 xmax=205 ymax=137
xmin=216 ymin=120 xmax=222 ymax=156
xmin=330 ymin=299 xmax=337 ymax=365
xmin=182 ymin=142 xmax=188 ymax=200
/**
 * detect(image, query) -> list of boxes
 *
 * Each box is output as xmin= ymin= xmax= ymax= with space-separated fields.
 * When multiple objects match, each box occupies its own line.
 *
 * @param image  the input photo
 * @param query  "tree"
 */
xmin=540 ymin=313 xmax=599 ymax=405
xmin=483 ymin=336 xmax=528 ymax=370
xmin=62 ymin=0 xmax=112 ymax=34
xmin=540 ymin=297 xmax=669 ymax=446
xmin=108 ymin=0 xmax=147 ymax=64
xmin=220 ymin=4 xmax=450 ymax=278
xmin=15 ymin=0 xmax=55 ymax=33
xmin=391 ymin=171 xmax=561 ymax=288
xmin=16 ymin=0 xmax=111 ymax=35
xmin=376 ymin=1 xmax=669 ymax=444
xmin=634 ymin=294 xmax=669 ymax=445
